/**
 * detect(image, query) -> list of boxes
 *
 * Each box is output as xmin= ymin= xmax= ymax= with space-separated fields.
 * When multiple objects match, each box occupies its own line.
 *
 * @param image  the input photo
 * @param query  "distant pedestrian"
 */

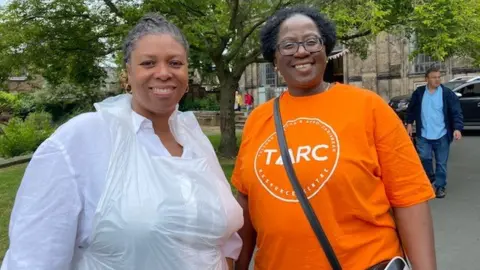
xmin=235 ymin=90 xmax=244 ymax=111
xmin=244 ymin=91 xmax=254 ymax=115
xmin=406 ymin=66 xmax=464 ymax=198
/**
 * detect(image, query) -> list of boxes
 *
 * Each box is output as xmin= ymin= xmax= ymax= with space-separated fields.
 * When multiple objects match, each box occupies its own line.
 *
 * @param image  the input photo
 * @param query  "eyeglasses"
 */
xmin=276 ymin=37 xmax=324 ymax=56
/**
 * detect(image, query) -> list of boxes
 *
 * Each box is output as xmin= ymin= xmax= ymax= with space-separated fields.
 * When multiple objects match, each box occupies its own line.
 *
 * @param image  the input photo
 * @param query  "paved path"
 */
xmin=248 ymin=130 xmax=480 ymax=269
xmin=430 ymin=130 xmax=480 ymax=269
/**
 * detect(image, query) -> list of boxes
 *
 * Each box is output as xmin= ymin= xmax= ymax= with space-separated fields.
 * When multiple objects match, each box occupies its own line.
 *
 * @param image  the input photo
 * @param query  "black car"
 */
xmin=389 ymin=79 xmax=480 ymax=126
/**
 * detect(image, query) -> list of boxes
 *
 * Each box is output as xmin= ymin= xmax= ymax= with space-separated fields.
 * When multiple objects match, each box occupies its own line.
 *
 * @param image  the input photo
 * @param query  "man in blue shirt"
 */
xmin=406 ymin=66 xmax=463 ymax=198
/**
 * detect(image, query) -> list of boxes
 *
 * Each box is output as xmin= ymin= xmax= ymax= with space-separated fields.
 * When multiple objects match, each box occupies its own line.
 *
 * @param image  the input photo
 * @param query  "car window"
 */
xmin=461 ymin=83 xmax=480 ymax=97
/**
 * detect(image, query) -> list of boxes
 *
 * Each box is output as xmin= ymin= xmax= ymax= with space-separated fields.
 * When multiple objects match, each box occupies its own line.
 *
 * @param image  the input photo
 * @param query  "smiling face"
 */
xmin=274 ymin=14 xmax=327 ymax=96
xmin=127 ymin=34 xmax=188 ymax=118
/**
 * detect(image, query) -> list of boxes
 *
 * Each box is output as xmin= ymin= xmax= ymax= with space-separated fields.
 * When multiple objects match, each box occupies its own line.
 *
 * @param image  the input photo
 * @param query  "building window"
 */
xmin=259 ymin=62 xmax=276 ymax=86
xmin=411 ymin=53 xmax=446 ymax=74
xmin=265 ymin=63 xmax=276 ymax=85
xmin=408 ymin=36 xmax=446 ymax=74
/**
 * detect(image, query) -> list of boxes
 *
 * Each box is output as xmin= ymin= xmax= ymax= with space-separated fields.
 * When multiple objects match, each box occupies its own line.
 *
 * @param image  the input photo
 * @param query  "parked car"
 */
xmin=389 ymin=79 xmax=480 ymax=126
xmin=449 ymin=76 xmax=480 ymax=82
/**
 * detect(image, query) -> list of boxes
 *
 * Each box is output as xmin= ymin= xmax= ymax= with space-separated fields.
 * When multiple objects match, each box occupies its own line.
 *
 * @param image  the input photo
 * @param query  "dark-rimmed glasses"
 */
xmin=276 ymin=37 xmax=324 ymax=56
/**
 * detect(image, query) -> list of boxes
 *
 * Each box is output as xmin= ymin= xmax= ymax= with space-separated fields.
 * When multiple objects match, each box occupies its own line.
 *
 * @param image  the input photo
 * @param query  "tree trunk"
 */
xmin=218 ymin=77 xmax=239 ymax=158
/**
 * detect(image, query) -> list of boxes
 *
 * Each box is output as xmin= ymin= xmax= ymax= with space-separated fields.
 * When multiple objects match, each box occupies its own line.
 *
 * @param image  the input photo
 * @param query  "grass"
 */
xmin=0 ymin=133 xmax=239 ymax=261
xmin=0 ymin=163 xmax=27 ymax=261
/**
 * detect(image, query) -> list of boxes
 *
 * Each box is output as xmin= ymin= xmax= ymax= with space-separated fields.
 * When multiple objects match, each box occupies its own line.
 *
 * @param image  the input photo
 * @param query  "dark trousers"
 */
xmin=416 ymin=134 xmax=450 ymax=188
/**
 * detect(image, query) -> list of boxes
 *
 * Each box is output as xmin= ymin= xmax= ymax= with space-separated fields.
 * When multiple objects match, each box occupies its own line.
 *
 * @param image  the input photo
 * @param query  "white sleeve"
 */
xmin=1 ymin=139 xmax=82 ymax=270
xmin=221 ymin=232 xmax=243 ymax=260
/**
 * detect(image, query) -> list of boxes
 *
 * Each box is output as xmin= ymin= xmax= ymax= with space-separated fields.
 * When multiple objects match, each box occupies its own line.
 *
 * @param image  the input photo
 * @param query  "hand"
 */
xmin=406 ymin=124 xmax=413 ymax=137
xmin=454 ymin=130 xmax=462 ymax=141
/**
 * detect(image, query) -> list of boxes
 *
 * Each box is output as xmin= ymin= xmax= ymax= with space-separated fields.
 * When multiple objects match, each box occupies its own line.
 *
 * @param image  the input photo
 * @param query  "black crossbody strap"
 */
xmin=273 ymin=97 xmax=342 ymax=270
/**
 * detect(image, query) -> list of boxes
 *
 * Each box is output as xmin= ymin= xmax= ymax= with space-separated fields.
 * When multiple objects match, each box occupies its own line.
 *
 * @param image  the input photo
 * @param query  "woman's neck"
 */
xmin=151 ymin=115 xmax=171 ymax=134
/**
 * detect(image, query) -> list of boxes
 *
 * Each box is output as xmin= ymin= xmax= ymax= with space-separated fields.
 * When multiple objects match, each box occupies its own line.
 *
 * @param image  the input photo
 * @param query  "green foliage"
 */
xmin=11 ymin=93 xmax=37 ymax=118
xmin=0 ymin=91 xmax=37 ymax=120
xmin=409 ymin=0 xmax=480 ymax=63
xmin=0 ymin=91 xmax=18 ymax=114
xmin=180 ymin=94 xmax=220 ymax=111
xmin=0 ymin=0 xmax=130 ymax=85
xmin=198 ymin=95 xmax=221 ymax=111
xmin=2 ymin=82 xmax=115 ymax=125
xmin=2 ymin=0 xmax=478 ymax=83
xmin=318 ymin=0 xmax=480 ymax=63
xmin=0 ymin=112 xmax=55 ymax=158
xmin=32 ymin=82 xmax=114 ymax=122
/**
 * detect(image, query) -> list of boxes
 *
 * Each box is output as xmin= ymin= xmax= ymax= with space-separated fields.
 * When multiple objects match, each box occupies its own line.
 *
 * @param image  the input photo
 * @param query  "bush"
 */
xmin=0 ymin=91 xmax=38 ymax=120
xmin=13 ymin=93 xmax=37 ymax=118
xmin=180 ymin=94 xmax=220 ymax=111
xmin=0 ymin=112 xmax=55 ymax=158
xmin=32 ymin=82 xmax=115 ymax=122
xmin=0 ymin=91 xmax=18 ymax=114
xmin=198 ymin=94 xmax=220 ymax=111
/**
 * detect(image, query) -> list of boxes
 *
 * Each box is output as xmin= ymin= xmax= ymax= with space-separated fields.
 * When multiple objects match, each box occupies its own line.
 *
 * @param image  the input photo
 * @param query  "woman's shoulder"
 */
xmin=334 ymin=83 xmax=391 ymax=106
xmin=243 ymin=99 xmax=274 ymax=128
xmin=335 ymin=83 xmax=380 ymax=97
xmin=49 ymin=112 xmax=110 ymax=150
xmin=250 ymin=99 xmax=274 ymax=116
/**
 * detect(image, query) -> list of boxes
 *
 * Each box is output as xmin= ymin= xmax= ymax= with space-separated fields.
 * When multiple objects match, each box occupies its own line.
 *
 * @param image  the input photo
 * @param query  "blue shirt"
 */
xmin=421 ymin=86 xmax=447 ymax=140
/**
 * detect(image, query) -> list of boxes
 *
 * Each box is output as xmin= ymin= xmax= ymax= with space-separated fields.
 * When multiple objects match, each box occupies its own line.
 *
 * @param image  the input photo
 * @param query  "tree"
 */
xmin=407 ymin=0 xmax=480 ymax=64
xmin=1 ymin=0 xmax=479 ymax=157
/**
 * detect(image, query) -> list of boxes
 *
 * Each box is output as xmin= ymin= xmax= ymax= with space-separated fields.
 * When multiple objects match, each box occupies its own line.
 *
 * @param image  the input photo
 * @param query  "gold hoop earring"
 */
xmin=124 ymin=84 xmax=131 ymax=94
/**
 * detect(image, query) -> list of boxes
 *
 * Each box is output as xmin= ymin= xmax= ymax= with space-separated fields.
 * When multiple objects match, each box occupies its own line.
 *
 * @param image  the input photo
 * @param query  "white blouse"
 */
xmin=1 ymin=111 xmax=242 ymax=270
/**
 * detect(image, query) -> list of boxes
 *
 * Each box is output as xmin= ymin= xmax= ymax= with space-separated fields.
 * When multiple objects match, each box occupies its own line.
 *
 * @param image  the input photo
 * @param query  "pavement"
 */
xmin=430 ymin=129 xmax=480 ymax=269
xmin=248 ymin=130 xmax=480 ymax=270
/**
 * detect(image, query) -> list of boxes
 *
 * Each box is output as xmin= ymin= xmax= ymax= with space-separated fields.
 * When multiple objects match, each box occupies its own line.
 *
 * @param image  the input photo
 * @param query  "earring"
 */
xmin=185 ymin=86 xmax=189 ymax=93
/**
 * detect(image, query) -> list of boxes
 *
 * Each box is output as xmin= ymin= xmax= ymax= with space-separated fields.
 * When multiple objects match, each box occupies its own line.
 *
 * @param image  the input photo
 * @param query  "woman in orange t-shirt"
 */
xmin=232 ymin=6 xmax=437 ymax=270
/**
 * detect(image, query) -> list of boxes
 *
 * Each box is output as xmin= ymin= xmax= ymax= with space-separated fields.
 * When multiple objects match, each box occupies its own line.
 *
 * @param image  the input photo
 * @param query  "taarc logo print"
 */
xmin=254 ymin=118 xmax=340 ymax=202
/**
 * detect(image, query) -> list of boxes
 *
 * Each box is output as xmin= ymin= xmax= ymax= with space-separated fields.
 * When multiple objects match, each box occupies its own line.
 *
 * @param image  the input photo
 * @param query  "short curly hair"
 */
xmin=260 ymin=6 xmax=337 ymax=63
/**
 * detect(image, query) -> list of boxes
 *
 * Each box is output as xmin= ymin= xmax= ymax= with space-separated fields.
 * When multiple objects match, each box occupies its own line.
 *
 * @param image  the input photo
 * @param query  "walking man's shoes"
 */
xmin=436 ymin=187 xmax=446 ymax=198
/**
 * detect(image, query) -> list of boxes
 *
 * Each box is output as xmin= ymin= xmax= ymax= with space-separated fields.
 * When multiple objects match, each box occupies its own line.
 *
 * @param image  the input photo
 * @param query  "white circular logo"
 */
xmin=254 ymin=118 xmax=340 ymax=202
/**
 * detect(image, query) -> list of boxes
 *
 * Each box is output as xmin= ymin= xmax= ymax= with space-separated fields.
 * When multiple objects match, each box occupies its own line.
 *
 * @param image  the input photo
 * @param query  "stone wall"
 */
xmin=193 ymin=111 xmax=245 ymax=126
xmin=193 ymin=111 xmax=221 ymax=126
xmin=240 ymin=63 xmax=260 ymax=90
xmin=346 ymin=32 xmax=411 ymax=100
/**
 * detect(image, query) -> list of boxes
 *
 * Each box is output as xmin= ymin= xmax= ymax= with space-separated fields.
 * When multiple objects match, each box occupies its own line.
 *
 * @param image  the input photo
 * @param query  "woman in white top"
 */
xmin=1 ymin=13 xmax=243 ymax=270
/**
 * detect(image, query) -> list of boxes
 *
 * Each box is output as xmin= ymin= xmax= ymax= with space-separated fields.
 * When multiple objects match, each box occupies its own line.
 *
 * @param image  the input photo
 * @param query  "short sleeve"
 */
xmin=1 ymin=139 xmax=82 ymax=270
xmin=231 ymin=126 xmax=250 ymax=195
xmin=372 ymin=94 xmax=435 ymax=207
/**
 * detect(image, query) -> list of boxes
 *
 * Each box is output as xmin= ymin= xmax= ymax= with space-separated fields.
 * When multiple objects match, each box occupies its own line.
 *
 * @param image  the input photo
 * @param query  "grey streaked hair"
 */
xmin=122 ymin=13 xmax=189 ymax=65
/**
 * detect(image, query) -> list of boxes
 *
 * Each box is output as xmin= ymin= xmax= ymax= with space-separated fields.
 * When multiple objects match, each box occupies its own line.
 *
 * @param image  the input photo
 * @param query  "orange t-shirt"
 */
xmin=231 ymin=83 xmax=435 ymax=269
